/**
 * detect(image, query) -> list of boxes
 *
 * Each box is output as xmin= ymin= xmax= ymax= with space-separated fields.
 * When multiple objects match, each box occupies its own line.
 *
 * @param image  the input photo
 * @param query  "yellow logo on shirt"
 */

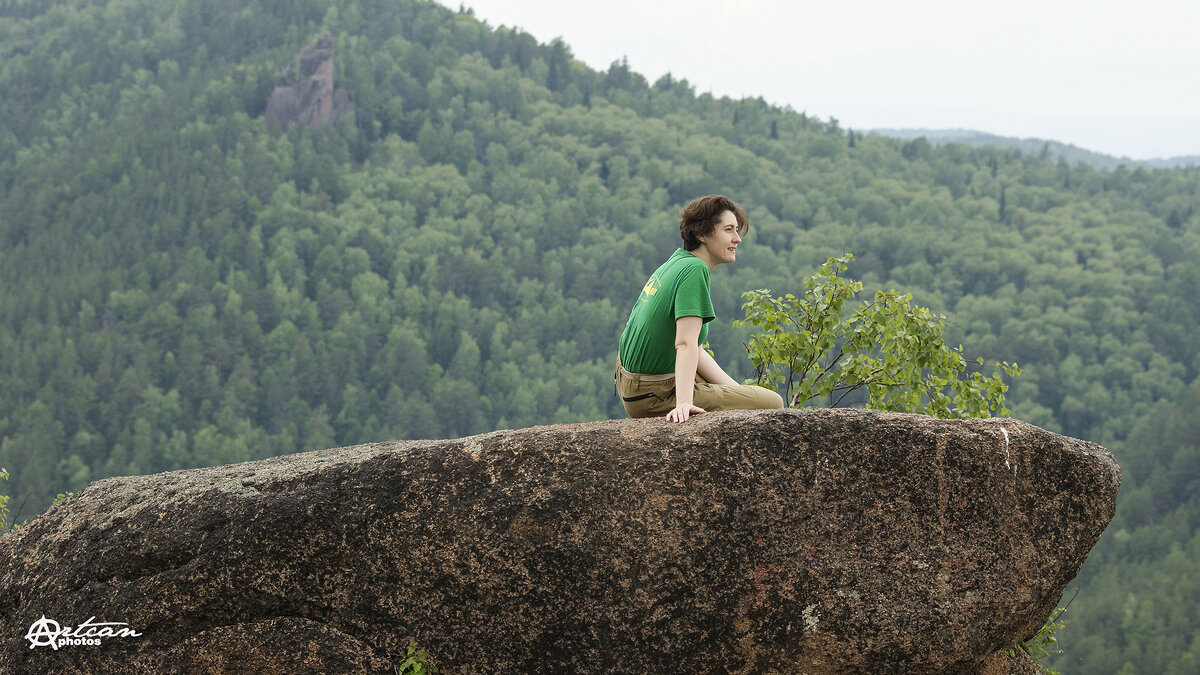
xmin=641 ymin=274 xmax=661 ymax=300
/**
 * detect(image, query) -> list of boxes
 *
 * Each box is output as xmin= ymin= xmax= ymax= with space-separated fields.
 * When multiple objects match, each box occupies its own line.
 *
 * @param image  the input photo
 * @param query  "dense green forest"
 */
xmin=1 ymin=0 xmax=1197 ymax=671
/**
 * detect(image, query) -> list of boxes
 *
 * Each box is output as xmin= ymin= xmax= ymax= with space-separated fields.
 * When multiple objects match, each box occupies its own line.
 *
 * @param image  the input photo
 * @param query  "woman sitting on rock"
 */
xmin=615 ymin=194 xmax=784 ymax=422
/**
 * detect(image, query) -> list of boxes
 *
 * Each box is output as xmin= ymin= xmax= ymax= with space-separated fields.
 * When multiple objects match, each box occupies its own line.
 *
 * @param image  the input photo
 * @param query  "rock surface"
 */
xmin=263 ymin=32 xmax=354 ymax=129
xmin=0 ymin=409 xmax=1118 ymax=673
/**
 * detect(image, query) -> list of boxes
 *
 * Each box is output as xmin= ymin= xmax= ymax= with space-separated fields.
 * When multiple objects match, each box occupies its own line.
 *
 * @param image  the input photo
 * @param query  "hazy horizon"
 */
xmin=454 ymin=0 xmax=1200 ymax=161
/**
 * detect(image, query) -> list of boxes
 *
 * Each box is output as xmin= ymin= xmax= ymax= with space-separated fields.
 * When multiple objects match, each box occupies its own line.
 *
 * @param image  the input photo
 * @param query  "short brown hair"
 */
xmin=679 ymin=195 xmax=749 ymax=251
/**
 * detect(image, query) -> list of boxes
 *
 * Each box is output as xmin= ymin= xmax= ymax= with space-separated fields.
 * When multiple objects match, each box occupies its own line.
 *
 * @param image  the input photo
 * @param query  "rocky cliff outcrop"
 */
xmin=0 ymin=409 xmax=1118 ymax=673
xmin=263 ymin=32 xmax=354 ymax=129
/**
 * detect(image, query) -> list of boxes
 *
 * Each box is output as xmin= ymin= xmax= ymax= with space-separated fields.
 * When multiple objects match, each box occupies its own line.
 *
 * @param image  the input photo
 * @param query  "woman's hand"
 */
xmin=666 ymin=403 xmax=706 ymax=423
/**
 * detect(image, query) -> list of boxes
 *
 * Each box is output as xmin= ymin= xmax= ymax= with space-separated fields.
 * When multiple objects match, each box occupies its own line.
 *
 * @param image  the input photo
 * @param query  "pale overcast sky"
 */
xmin=453 ymin=0 xmax=1199 ymax=160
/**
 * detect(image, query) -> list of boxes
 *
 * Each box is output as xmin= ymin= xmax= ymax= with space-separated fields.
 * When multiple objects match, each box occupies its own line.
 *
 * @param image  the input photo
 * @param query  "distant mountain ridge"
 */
xmin=869 ymin=128 xmax=1200 ymax=170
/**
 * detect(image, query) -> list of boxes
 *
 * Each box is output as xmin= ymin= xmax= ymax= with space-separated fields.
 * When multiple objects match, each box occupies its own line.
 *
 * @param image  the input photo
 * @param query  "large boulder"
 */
xmin=0 ymin=409 xmax=1118 ymax=673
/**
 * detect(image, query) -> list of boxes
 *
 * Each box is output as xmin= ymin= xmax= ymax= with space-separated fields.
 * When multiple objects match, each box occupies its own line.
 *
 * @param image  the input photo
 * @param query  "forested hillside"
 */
xmin=1 ymin=1 xmax=1198 ymax=671
xmin=870 ymin=128 xmax=1200 ymax=171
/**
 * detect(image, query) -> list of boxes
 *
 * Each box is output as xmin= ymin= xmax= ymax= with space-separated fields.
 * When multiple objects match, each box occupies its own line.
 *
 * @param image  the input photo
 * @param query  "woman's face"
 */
xmin=696 ymin=210 xmax=742 ymax=267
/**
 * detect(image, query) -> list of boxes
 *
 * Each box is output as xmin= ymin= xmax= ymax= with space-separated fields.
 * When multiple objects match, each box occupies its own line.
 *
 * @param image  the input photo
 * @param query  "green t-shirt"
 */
xmin=618 ymin=249 xmax=715 ymax=374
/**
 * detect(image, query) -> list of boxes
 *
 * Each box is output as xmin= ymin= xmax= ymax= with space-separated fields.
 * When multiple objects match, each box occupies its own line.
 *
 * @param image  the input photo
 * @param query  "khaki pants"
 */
xmin=615 ymin=358 xmax=784 ymax=419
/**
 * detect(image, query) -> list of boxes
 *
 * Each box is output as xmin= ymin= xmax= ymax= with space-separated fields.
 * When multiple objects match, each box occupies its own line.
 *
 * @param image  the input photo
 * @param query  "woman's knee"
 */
xmin=757 ymin=386 xmax=784 ymax=409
